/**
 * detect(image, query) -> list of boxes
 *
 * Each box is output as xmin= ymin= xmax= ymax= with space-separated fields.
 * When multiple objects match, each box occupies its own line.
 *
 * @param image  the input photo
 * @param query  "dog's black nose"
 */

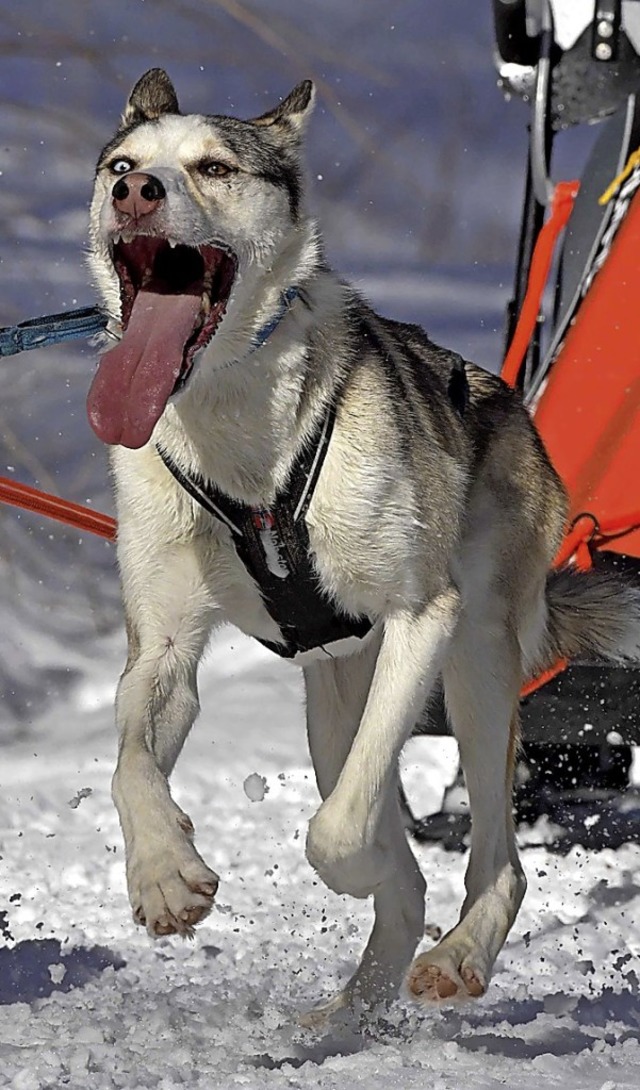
xmin=112 ymin=172 xmax=166 ymax=219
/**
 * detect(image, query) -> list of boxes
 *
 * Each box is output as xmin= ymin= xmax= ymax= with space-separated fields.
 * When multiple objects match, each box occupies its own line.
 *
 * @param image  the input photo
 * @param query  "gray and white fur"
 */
xmin=87 ymin=69 xmax=640 ymax=1019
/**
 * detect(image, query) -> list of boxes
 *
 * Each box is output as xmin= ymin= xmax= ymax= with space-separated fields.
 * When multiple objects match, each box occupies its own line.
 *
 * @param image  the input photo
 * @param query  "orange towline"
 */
xmin=0 ymin=475 xmax=116 ymax=541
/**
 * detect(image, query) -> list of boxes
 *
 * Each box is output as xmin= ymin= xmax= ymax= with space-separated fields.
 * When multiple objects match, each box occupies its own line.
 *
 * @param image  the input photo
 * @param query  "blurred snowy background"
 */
xmin=0 ymin=0 xmax=531 ymax=726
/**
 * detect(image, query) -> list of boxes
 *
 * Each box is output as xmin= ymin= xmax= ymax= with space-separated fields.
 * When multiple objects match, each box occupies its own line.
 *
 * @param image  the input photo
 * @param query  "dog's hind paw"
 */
xmin=128 ymin=847 xmax=219 ymax=938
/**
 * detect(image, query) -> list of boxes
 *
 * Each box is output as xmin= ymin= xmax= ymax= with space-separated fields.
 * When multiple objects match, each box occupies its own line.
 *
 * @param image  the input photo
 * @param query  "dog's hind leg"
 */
xmin=301 ymin=791 xmax=426 ymax=1027
xmin=111 ymin=539 xmax=220 ymax=939
xmin=407 ymin=607 xmax=526 ymax=1003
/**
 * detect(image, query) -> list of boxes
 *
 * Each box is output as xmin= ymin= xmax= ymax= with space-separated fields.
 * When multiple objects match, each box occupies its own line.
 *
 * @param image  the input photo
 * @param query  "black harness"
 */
xmin=155 ymin=305 xmax=470 ymax=659
xmin=156 ymin=404 xmax=372 ymax=658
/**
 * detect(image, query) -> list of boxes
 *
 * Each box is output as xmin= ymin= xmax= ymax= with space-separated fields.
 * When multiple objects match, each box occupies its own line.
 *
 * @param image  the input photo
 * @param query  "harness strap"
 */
xmin=156 ymin=401 xmax=373 ymax=657
xmin=153 ymin=449 xmax=244 ymax=538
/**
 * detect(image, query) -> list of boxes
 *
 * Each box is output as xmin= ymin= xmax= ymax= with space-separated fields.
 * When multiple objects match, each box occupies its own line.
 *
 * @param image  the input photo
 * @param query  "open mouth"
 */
xmin=86 ymin=235 xmax=236 ymax=449
xmin=114 ymin=237 xmax=236 ymax=378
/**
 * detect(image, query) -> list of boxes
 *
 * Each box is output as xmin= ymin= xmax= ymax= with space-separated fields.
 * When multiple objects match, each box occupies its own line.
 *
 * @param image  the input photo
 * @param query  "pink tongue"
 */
xmin=87 ymin=290 xmax=201 ymax=449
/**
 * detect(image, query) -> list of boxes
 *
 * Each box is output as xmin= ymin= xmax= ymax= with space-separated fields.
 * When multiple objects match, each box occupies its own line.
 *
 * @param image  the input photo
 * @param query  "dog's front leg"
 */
xmin=112 ymin=538 xmax=220 ymax=938
xmin=302 ymin=645 xmax=427 ymax=1022
xmin=301 ymin=591 xmax=458 ymax=1020
xmin=306 ymin=590 xmax=459 ymax=897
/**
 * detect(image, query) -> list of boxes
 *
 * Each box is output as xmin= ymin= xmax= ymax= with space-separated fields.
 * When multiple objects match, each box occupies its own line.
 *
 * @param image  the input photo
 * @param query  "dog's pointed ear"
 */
xmin=252 ymin=80 xmax=315 ymax=138
xmin=122 ymin=69 xmax=180 ymax=127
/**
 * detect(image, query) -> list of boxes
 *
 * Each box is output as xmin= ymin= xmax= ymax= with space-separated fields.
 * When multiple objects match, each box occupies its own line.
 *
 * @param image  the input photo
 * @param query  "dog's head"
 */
xmin=87 ymin=69 xmax=315 ymax=449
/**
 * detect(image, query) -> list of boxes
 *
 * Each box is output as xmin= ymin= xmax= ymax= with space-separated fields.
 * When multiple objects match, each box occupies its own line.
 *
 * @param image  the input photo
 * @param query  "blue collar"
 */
xmin=248 ymin=285 xmax=300 ymax=352
xmin=0 ymin=287 xmax=300 ymax=360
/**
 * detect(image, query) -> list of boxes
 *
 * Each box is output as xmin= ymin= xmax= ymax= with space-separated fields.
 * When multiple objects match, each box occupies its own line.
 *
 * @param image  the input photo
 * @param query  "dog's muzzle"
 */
xmin=86 ymin=216 xmax=237 ymax=450
xmin=112 ymin=172 xmax=166 ymax=221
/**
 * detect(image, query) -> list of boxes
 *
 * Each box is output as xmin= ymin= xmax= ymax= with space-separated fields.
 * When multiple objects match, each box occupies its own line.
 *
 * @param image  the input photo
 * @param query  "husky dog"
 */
xmin=87 ymin=69 xmax=640 ymax=1017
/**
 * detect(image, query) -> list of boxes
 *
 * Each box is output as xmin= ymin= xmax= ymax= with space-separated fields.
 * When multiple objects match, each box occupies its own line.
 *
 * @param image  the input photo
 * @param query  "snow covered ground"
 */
xmin=1 ymin=2 xmax=640 ymax=1087
xmin=1 ymin=628 xmax=639 ymax=1089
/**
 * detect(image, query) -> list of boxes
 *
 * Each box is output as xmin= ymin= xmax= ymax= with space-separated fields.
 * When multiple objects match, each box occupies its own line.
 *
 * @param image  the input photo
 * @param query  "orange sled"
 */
xmin=520 ymin=107 xmax=640 ymax=746
xmin=428 ymin=20 xmax=640 ymax=747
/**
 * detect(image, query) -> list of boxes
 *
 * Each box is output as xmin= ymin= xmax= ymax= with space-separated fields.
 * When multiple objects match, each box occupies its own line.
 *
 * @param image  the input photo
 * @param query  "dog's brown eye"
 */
xmin=199 ymin=160 xmax=234 ymax=178
xmin=110 ymin=158 xmax=135 ymax=174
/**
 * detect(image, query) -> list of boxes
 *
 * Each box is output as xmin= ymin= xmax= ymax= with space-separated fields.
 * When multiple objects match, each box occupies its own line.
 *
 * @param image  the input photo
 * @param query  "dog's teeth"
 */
xmin=168 ymin=238 xmax=179 ymax=249
xmin=201 ymin=293 xmax=211 ymax=316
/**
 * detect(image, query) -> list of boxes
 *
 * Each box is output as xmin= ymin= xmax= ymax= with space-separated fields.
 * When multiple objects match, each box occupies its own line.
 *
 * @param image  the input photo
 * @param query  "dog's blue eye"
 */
xmin=111 ymin=159 xmax=134 ymax=174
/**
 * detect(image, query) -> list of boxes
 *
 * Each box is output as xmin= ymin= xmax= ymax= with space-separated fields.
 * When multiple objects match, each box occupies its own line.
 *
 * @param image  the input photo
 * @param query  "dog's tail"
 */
xmin=536 ymin=566 xmax=640 ymax=675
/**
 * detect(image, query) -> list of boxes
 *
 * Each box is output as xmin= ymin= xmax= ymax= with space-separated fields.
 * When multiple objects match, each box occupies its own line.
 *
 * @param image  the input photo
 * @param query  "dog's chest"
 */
xmin=156 ymin=408 xmax=377 ymax=659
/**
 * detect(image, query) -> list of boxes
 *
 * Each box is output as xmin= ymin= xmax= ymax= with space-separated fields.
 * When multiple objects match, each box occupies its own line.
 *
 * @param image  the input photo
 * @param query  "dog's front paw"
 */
xmin=127 ymin=836 xmax=219 ymax=938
